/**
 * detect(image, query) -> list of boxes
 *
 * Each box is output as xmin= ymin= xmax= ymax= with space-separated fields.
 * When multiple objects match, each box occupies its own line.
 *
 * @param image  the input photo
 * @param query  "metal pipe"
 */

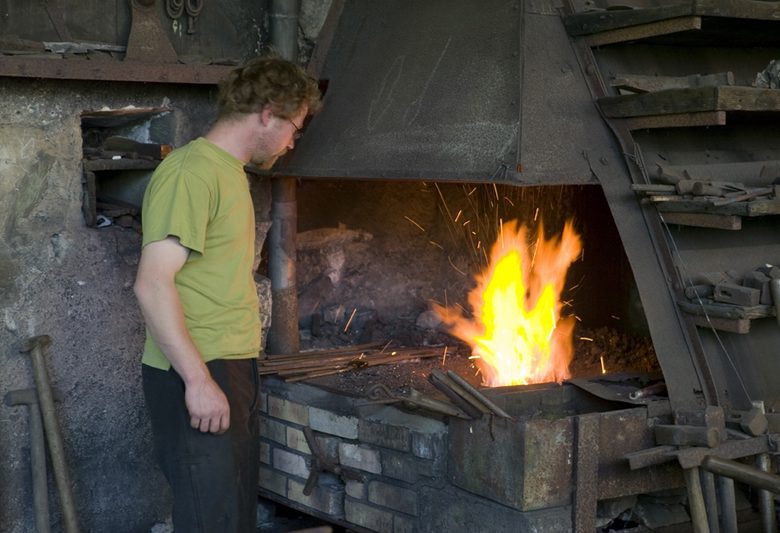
xmin=701 ymin=455 xmax=780 ymax=494
xmin=266 ymin=0 xmax=301 ymax=355
xmin=21 ymin=336 xmax=79 ymax=533
xmin=716 ymin=475 xmax=738 ymax=533
xmin=267 ymin=178 xmax=299 ymax=354
xmin=699 ymin=469 xmax=721 ymax=533
xmin=270 ymin=0 xmax=300 ymax=61
xmin=756 ymin=454 xmax=777 ymax=533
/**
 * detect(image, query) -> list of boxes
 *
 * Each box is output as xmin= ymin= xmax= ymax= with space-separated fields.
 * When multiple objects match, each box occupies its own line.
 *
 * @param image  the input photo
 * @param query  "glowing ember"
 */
xmin=434 ymin=220 xmax=582 ymax=387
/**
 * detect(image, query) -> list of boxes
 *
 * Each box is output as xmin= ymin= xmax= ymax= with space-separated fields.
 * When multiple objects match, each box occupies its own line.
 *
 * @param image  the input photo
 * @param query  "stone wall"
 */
xmin=257 ymin=377 xmax=575 ymax=533
xmin=0 ymin=76 xmax=273 ymax=533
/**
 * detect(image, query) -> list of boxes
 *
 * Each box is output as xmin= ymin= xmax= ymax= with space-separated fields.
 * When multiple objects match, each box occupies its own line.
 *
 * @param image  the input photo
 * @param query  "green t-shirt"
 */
xmin=140 ymin=137 xmax=261 ymax=370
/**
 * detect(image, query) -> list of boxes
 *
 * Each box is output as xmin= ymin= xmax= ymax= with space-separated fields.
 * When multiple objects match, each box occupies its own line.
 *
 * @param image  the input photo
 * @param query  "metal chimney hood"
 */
xmin=276 ymin=0 xmax=604 ymax=185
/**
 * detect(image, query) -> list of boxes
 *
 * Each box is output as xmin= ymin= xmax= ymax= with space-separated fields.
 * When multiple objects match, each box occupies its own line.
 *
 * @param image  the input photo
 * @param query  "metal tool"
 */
xmin=302 ymin=426 xmax=364 ymax=496
xmin=21 ymin=336 xmax=79 ymax=533
xmin=359 ymin=383 xmax=469 ymax=418
xmin=125 ymin=0 xmax=178 ymax=63
xmin=5 ymin=388 xmax=51 ymax=533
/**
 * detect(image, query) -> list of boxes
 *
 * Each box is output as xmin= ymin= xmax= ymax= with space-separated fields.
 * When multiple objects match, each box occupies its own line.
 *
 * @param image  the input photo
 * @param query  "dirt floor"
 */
xmin=302 ymin=324 xmax=660 ymax=399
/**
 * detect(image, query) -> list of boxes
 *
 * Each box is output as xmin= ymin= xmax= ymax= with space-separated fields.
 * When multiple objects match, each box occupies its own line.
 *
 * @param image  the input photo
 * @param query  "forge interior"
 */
xmin=291 ymin=179 xmax=659 ymax=394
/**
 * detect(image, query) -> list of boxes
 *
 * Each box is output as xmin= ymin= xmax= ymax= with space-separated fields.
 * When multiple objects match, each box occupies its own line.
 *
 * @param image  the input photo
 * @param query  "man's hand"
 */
xmin=184 ymin=376 xmax=231 ymax=434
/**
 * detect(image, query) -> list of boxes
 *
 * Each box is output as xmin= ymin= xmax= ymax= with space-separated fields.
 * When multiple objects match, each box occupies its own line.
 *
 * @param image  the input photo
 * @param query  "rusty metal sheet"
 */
xmin=597 ymin=408 xmax=684 ymax=499
xmin=448 ymin=415 xmax=574 ymax=511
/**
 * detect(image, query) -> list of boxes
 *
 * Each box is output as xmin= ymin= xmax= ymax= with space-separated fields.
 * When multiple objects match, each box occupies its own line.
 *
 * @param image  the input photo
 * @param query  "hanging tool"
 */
xmin=21 ymin=336 xmax=80 ymax=533
xmin=5 ymin=388 xmax=51 ymax=533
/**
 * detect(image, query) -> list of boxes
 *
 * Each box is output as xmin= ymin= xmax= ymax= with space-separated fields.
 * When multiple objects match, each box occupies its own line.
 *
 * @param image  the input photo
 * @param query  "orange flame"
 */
xmin=434 ymin=219 xmax=582 ymax=387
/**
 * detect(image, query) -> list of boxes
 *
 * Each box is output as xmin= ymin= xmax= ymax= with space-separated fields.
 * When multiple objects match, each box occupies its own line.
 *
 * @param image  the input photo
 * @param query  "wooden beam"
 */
xmin=660 ymin=212 xmax=742 ymax=230
xmin=563 ymin=4 xmax=693 ymax=36
xmin=586 ymin=16 xmax=701 ymax=47
xmin=0 ymin=55 xmax=232 ymax=85
xmin=611 ymin=71 xmax=734 ymax=94
xmin=600 ymin=86 xmax=780 ymax=118
xmin=622 ymin=110 xmax=726 ymax=130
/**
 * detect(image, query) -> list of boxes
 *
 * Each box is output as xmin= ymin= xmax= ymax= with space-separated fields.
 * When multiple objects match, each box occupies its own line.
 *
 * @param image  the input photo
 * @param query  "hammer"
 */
xmin=4 ymin=388 xmax=51 ymax=533
xmin=21 ymin=335 xmax=79 ymax=533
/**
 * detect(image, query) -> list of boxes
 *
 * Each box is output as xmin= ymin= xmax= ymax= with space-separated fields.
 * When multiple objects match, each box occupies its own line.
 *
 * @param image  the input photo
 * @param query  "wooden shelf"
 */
xmin=598 ymin=86 xmax=780 ymax=128
xmin=0 ymin=55 xmax=232 ymax=85
xmin=83 ymin=158 xmax=159 ymax=172
xmin=564 ymin=0 xmax=780 ymax=46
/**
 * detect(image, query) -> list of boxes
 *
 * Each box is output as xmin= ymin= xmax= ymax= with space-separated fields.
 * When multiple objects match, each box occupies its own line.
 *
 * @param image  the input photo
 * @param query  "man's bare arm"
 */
xmin=134 ymin=236 xmax=230 ymax=434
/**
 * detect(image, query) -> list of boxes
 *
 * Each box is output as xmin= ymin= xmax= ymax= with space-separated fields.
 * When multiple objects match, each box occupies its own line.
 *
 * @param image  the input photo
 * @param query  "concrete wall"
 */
xmin=0 ymin=76 xmax=268 ymax=533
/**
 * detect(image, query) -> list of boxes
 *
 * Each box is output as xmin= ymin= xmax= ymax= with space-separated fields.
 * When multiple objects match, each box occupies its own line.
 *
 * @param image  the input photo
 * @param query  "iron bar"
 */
xmin=701 ymin=455 xmax=780 ymax=494
xmin=716 ymin=475 xmax=738 ymax=533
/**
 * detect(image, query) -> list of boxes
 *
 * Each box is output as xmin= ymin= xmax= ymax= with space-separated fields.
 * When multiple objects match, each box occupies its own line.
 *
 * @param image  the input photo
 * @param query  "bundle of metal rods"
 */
xmin=258 ymin=343 xmax=450 ymax=382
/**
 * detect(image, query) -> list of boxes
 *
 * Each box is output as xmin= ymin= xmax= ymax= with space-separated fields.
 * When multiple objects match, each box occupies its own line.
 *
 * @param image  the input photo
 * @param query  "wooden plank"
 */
xmin=660 ymin=212 xmax=742 ymax=230
xmin=623 ymin=110 xmax=726 ymax=130
xmin=655 ymin=198 xmax=750 ymax=216
xmin=599 ymin=86 xmax=780 ymax=119
xmin=565 ymin=0 xmax=780 ymax=38
xmin=0 ymin=55 xmax=232 ymax=85
xmin=678 ymin=300 xmax=774 ymax=320
xmin=586 ymin=16 xmax=701 ymax=47
xmin=563 ymin=4 xmax=694 ymax=36
xmin=691 ymin=315 xmax=751 ymax=334
xmin=611 ymin=71 xmax=734 ymax=93
xmin=693 ymin=0 xmax=780 ymax=21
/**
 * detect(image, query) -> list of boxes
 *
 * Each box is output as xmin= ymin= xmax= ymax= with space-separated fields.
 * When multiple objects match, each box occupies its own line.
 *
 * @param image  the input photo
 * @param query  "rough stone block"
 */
xmin=394 ymin=514 xmax=415 ymax=533
xmin=288 ymin=478 xmax=345 ymax=517
xmin=258 ymin=465 xmax=287 ymax=496
xmin=268 ymin=396 xmax=310 ymax=426
xmin=410 ymin=429 xmax=445 ymax=461
xmin=359 ymin=419 xmax=410 ymax=452
xmin=381 ymin=451 xmax=418 ymax=484
xmin=345 ymin=498 xmax=394 ymax=533
xmin=260 ymin=441 xmax=271 ymax=465
xmin=346 ymin=480 xmax=365 ymax=499
xmin=260 ymin=414 xmax=287 ymax=445
xmin=287 ymin=427 xmax=311 ymax=454
xmin=368 ymin=481 xmax=418 ymax=516
xmin=310 ymin=406 xmax=359 ymax=439
xmin=273 ymin=448 xmax=310 ymax=479
xmin=339 ymin=443 xmax=382 ymax=474
xmin=258 ymin=391 xmax=268 ymax=413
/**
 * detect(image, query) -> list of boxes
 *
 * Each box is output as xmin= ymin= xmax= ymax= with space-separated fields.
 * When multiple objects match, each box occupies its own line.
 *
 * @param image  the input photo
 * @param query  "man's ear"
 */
xmin=258 ymin=106 xmax=275 ymax=127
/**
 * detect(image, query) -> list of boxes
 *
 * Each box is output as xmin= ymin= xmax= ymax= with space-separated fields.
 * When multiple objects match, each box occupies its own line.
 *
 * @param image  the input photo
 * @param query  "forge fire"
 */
xmin=434 ymin=219 xmax=582 ymax=387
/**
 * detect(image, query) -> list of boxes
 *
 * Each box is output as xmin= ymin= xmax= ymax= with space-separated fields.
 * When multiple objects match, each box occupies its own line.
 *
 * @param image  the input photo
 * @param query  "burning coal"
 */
xmin=434 ymin=219 xmax=582 ymax=387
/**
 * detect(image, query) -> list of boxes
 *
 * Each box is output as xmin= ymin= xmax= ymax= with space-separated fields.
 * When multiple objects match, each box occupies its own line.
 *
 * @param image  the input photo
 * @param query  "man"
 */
xmin=134 ymin=57 xmax=321 ymax=532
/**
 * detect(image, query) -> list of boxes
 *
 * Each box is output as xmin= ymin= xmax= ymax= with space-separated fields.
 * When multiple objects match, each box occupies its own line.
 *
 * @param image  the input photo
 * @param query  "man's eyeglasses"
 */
xmin=287 ymin=118 xmax=303 ymax=140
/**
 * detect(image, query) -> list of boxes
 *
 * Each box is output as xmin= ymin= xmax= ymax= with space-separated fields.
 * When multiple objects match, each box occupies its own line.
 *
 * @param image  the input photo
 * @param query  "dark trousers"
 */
xmin=143 ymin=359 xmax=260 ymax=533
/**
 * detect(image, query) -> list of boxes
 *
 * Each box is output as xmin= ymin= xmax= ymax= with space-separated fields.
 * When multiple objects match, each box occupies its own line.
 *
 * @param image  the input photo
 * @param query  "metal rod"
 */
xmin=756 ymin=454 xmax=777 ymax=533
xmin=22 ymin=336 xmax=79 ymax=533
xmin=445 ymin=370 xmax=512 ymax=419
xmin=685 ymin=467 xmax=711 ymax=533
xmin=702 ymin=455 xmax=780 ymax=494
xmin=716 ymin=475 xmax=738 ymax=533
xmin=428 ymin=370 xmax=484 ymax=419
xmin=700 ymin=469 xmax=721 ymax=533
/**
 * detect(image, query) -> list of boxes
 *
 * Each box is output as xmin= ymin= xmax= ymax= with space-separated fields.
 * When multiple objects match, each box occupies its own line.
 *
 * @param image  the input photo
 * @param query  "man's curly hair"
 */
xmin=217 ymin=56 xmax=322 ymax=120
